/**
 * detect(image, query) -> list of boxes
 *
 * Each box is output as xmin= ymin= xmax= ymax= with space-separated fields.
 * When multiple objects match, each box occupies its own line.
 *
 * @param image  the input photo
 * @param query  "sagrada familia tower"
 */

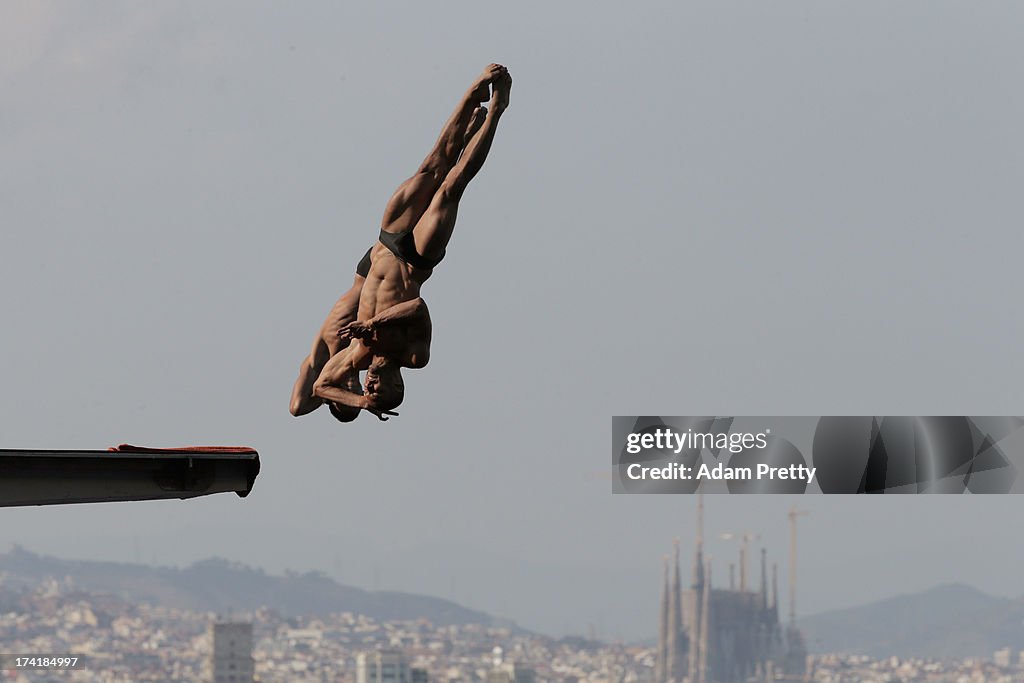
xmin=655 ymin=496 xmax=808 ymax=683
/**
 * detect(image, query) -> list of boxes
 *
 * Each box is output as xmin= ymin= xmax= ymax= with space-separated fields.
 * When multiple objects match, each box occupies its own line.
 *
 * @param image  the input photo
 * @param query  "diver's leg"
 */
xmin=380 ymin=66 xmax=504 ymax=235
xmin=419 ymin=64 xmax=505 ymax=176
xmin=412 ymin=72 xmax=510 ymax=260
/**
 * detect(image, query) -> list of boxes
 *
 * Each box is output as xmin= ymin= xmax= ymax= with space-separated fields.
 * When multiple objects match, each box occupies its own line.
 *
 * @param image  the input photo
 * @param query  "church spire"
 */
xmin=772 ymin=562 xmax=779 ymax=615
xmin=688 ymin=495 xmax=705 ymax=679
xmin=698 ymin=557 xmax=712 ymax=683
xmin=692 ymin=492 xmax=705 ymax=588
xmin=760 ymin=547 xmax=768 ymax=609
xmin=666 ymin=539 xmax=682 ymax=681
xmin=656 ymin=554 xmax=668 ymax=682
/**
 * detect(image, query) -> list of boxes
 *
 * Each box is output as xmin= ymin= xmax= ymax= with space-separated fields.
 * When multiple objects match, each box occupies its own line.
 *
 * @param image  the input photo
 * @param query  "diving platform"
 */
xmin=0 ymin=445 xmax=260 ymax=507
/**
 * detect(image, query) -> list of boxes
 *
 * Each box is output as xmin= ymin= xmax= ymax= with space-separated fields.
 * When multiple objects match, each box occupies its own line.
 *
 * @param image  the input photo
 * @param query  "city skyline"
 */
xmin=4 ymin=574 xmax=1024 ymax=682
xmin=4 ymin=493 xmax=1024 ymax=647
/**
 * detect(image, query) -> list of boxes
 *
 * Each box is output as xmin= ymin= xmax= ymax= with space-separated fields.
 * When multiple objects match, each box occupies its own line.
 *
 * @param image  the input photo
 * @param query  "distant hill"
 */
xmin=0 ymin=546 xmax=506 ymax=628
xmin=801 ymin=583 xmax=1024 ymax=659
xmin=8 ymin=546 xmax=1023 ymax=659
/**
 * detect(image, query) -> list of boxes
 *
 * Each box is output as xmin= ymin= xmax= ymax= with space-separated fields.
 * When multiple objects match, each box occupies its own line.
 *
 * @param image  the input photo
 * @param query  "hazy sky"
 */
xmin=1 ymin=1 xmax=1022 ymax=641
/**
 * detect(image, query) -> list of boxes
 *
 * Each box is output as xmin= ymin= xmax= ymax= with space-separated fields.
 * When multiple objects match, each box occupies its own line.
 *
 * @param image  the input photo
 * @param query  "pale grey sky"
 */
xmin=1 ymin=1 xmax=1022 ymax=640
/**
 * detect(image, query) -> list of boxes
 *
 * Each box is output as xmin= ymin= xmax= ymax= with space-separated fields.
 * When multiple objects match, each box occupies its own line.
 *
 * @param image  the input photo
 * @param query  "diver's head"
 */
xmin=364 ymin=355 xmax=405 ymax=414
xmin=325 ymin=370 xmax=365 ymax=423
xmin=327 ymin=401 xmax=361 ymax=423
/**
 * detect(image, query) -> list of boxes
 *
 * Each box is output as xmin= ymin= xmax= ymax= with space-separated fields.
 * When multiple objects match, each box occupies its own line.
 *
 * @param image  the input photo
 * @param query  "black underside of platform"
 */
xmin=0 ymin=449 xmax=260 ymax=507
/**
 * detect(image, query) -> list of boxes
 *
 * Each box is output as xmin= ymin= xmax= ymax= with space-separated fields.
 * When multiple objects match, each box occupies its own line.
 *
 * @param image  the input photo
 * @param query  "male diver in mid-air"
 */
xmin=290 ymin=64 xmax=511 ymax=421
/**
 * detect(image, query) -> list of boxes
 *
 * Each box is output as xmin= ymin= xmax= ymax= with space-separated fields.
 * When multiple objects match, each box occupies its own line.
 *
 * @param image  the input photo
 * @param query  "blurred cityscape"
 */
xmin=2 ymin=499 xmax=1022 ymax=682
xmin=3 ymin=574 xmax=1024 ymax=682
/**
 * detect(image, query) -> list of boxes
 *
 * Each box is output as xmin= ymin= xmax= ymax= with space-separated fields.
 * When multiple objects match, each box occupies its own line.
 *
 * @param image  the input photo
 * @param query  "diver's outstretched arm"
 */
xmin=312 ymin=344 xmax=368 ymax=404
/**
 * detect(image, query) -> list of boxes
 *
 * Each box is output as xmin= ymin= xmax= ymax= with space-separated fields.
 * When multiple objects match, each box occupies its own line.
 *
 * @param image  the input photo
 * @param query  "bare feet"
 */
xmin=490 ymin=71 xmax=512 ymax=114
xmin=468 ymin=63 xmax=507 ymax=102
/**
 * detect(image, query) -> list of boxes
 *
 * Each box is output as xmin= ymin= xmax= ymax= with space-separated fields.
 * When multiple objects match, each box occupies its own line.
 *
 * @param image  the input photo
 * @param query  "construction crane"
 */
xmin=788 ymin=506 xmax=810 ymax=626
xmin=718 ymin=531 xmax=759 ymax=592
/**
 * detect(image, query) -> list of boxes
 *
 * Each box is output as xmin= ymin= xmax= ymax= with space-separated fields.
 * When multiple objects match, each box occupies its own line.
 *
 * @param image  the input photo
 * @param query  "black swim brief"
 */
xmin=355 ymin=247 xmax=373 ymax=278
xmin=378 ymin=229 xmax=445 ymax=271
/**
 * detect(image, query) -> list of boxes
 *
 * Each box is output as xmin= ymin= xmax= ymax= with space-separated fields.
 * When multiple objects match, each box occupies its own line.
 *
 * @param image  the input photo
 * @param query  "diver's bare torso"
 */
xmin=358 ymin=243 xmax=429 ymax=322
